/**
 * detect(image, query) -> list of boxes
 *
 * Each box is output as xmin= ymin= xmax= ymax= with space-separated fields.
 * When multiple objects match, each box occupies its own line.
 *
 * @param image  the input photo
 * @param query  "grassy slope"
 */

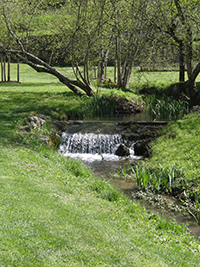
xmin=148 ymin=112 xmax=200 ymax=183
xmin=0 ymin=64 xmax=200 ymax=266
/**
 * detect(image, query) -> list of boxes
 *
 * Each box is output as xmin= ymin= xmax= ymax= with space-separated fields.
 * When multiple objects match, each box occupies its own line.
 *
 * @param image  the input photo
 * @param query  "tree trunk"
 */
xmin=15 ymin=50 xmax=94 ymax=96
xmin=185 ymin=62 xmax=200 ymax=106
xmin=179 ymin=41 xmax=185 ymax=82
xmin=115 ymin=34 xmax=122 ymax=87
xmin=114 ymin=60 xmax=117 ymax=84
xmin=121 ymin=62 xmax=133 ymax=89
xmin=171 ymin=62 xmax=200 ymax=106
xmin=98 ymin=49 xmax=109 ymax=82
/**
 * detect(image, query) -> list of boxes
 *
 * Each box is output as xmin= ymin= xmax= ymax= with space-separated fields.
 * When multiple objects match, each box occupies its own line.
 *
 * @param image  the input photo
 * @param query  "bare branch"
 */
xmin=2 ymin=6 xmax=25 ymax=53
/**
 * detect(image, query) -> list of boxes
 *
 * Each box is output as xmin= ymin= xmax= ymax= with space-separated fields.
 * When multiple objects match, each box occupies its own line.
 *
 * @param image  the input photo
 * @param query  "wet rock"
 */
xmin=52 ymin=121 xmax=68 ymax=131
xmin=134 ymin=140 xmax=151 ymax=158
xmin=115 ymin=144 xmax=130 ymax=157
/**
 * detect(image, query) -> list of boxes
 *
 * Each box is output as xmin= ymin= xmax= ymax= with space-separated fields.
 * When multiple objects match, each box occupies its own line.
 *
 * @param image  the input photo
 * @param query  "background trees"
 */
xmin=0 ymin=0 xmax=200 ymax=102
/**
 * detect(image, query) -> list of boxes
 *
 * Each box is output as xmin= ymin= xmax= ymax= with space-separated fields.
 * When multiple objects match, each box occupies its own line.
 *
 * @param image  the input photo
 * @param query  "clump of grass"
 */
xmin=90 ymin=179 xmax=122 ymax=202
xmin=132 ymin=163 xmax=182 ymax=193
xmin=145 ymin=95 xmax=189 ymax=120
xmin=65 ymin=93 xmax=118 ymax=119
xmin=188 ymin=190 xmax=200 ymax=224
xmin=89 ymin=93 xmax=117 ymax=117
xmin=195 ymin=193 xmax=200 ymax=223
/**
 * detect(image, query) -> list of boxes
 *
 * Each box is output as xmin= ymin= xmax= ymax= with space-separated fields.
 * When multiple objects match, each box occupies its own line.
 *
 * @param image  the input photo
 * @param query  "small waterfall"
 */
xmin=59 ymin=132 xmax=133 ymax=161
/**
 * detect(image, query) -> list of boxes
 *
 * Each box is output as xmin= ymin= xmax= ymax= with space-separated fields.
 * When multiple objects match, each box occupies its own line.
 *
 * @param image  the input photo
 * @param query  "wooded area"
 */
xmin=0 ymin=0 xmax=200 ymax=103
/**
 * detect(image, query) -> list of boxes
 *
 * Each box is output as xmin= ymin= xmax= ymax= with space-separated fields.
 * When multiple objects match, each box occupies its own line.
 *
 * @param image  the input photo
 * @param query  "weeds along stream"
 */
xmin=89 ymin=159 xmax=200 ymax=239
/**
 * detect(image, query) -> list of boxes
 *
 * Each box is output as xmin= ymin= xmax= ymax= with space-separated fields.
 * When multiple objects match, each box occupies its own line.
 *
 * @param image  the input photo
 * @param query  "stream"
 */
xmin=87 ymin=159 xmax=200 ymax=239
xmin=59 ymin=114 xmax=200 ymax=239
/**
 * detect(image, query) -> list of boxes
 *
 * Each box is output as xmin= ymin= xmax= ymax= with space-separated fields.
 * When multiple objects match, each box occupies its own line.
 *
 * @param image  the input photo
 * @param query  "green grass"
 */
xmin=0 ymin=64 xmax=200 ymax=266
xmin=146 ymin=112 xmax=200 ymax=183
xmin=1 ymin=63 xmax=142 ymax=120
xmin=1 ymin=146 xmax=199 ymax=266
xmin=127 ymin=112 xmax=200 ymax=223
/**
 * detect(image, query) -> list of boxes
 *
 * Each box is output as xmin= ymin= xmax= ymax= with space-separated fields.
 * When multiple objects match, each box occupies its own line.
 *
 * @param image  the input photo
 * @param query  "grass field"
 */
xmin=0 ymin=64 xmax=200 ymax=266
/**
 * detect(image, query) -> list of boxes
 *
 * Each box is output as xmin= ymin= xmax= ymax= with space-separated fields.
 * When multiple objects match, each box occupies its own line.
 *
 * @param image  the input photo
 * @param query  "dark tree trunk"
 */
xmin=179 ymin=41 xmax=185 ymax=82
xmin=172 ymin=62 xmax=200 ymax=106
xmin=185 ymin=62 xmax=200 ymax=106
xmin=121 ymin=62 xmax=132 ymax=89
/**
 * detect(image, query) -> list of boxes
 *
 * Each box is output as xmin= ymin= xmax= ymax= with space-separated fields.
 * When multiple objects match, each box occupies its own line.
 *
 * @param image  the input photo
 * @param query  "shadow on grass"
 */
xmin=120 ymin=87 xmax=135 ymax=94
xmin=0 ymin=89 xmax=79 ymax=148
xmin=0 ymin=82 xmax=63 ymax=87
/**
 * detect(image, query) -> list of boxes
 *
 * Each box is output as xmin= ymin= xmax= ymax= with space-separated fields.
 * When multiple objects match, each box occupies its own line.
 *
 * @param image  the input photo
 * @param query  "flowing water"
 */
xmin=60 ymin=132 xmax=127 ymax=161
xmin=59 ymin=116 xmax=200 ymax=239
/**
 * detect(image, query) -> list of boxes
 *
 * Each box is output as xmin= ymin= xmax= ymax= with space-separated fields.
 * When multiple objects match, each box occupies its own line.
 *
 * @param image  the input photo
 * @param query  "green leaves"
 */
xmin=133 ymin=163 xmax=181 ymax=193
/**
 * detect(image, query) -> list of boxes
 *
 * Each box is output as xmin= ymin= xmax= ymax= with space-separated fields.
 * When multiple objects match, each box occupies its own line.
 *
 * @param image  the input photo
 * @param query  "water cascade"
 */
xmin=59 ymin=132 xmax=135 ymax=161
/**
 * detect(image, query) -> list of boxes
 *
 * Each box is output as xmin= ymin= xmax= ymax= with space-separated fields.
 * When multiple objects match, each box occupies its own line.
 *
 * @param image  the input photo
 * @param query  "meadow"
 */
xmin=0 ymin=63 xmax=200 ymax=266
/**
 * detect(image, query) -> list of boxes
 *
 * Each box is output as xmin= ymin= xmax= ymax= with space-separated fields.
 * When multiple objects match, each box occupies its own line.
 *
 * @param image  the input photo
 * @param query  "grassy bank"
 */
xmin=117 ymin=112 xmax=200 ymax=225
xmin=0 ymin=64 xmax=200 ymax=266
xmin=146 ymin=112 xmax=200 ymax=196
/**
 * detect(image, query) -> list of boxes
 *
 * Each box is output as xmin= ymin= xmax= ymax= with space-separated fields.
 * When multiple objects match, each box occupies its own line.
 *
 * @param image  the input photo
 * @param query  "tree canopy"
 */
xmin=0 ymin=0 xmax=200 ymax=102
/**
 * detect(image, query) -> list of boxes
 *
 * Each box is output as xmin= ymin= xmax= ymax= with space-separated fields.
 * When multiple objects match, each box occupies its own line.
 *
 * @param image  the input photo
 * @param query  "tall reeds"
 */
xmin=132 ymin=164 xmax=178 ymax=193
xmin=145 ymin=95 xmax=189 ymax=120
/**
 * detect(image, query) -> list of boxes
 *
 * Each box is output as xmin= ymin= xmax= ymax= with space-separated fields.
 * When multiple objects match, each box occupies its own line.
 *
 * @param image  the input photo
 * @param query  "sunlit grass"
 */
xmin=146 ymin=112 xmax=200 ymax=184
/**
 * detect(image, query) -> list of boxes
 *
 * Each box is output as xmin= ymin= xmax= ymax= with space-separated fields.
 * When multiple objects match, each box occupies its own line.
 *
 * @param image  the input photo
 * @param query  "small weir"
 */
xmin=59 ymin=132 xmax=136 ymax=161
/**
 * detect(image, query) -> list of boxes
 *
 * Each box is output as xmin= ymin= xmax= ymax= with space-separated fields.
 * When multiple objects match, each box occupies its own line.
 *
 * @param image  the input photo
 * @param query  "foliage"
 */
xmin=132 ymin=163 xmax=181 ymax=193
xmin=145 ymin=95 xmax=189 ymax=120
xmin=1 ymin=0 xmax=200 ymax=97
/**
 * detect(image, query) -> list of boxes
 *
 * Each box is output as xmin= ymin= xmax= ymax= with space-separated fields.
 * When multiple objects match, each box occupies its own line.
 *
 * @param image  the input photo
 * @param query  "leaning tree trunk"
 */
xmin=16 ymin=51 xmax=94 ymax=97
xmin=3 ymin=10 xmax=94 ymax=97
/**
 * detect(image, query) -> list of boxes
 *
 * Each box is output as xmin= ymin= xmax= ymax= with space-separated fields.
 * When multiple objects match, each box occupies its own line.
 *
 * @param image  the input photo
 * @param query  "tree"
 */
xmin=109 ymin=0 xmax=151 ymax=89
xmin=0 ymin=0 xmax=113 ymax=96
xmin=143 ymin=0 xmax=200 ymax=105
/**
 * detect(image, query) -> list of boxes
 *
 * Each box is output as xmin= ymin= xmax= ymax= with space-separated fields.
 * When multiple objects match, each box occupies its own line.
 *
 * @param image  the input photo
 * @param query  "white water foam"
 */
xmin=59 ymin=132 xmax=137 ymax=162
